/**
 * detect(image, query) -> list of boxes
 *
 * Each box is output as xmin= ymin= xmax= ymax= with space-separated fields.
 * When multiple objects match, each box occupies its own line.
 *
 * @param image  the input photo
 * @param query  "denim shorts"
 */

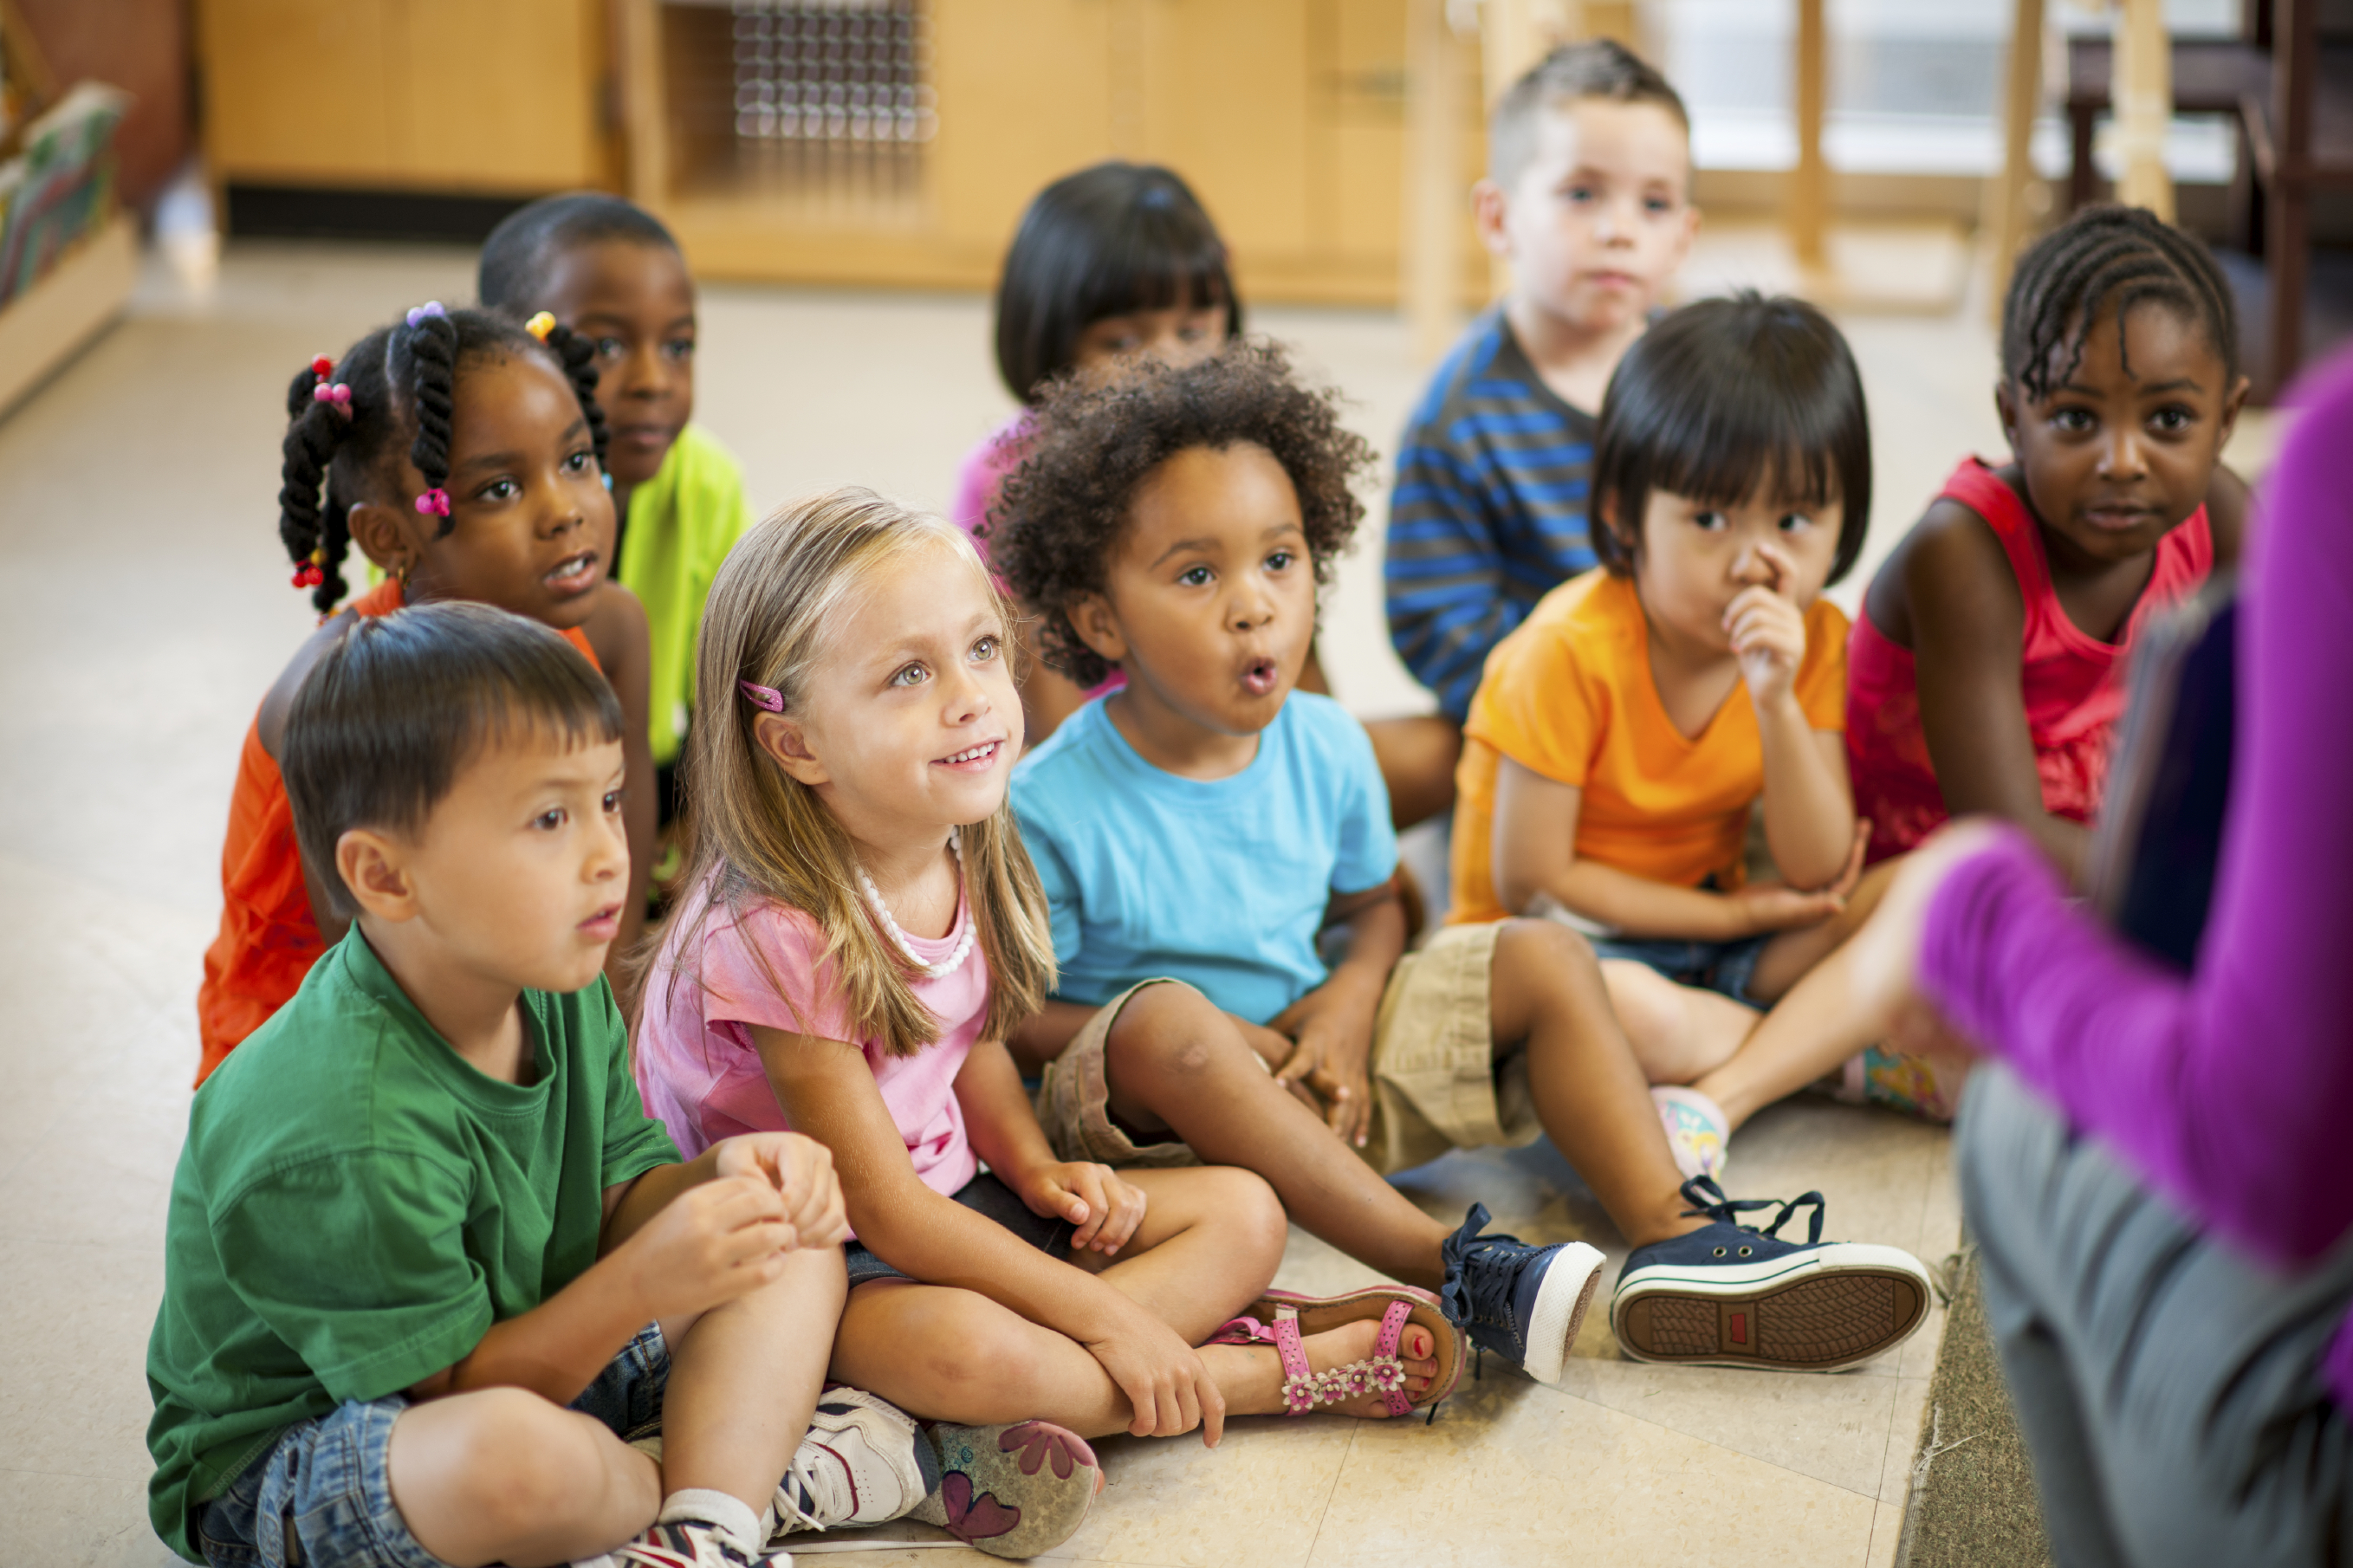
xmin=190 ymin=1324 xmax=670 ymax=1568
xmin=845 ymin=1171 xmax=1073 ymax=1288
xmin=1591 ymin=932 xmax=1773 ymax=1009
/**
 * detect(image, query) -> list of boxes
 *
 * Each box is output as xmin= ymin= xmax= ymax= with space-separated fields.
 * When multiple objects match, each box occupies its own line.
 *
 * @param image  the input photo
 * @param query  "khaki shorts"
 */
xmin=1034 ymin=923 xmax=1542 ymax=1177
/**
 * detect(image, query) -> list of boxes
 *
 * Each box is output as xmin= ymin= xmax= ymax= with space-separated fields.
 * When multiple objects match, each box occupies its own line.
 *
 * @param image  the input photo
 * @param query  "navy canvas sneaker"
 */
xmin=1611 ymin=1177 xmax=1934 ymax=1372
xmin=1438 ymin=1204 xmax=1607 ymax=1385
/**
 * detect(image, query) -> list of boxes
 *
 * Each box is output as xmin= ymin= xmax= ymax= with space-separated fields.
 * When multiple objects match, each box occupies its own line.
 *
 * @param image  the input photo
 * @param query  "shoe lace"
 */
xmin=1439 ymin=1202 xmax=1529 ymax=1331
xmin=776 ymin=1448 xmax=850 ymax=1533
xmin=1676 ymin=1176 xmax=1825 ymax=1245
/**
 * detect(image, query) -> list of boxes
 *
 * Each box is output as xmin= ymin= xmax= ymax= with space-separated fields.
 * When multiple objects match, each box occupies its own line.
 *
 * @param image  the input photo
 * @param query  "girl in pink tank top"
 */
xmin=1845 ymin=205 xmax=2251 ymax=884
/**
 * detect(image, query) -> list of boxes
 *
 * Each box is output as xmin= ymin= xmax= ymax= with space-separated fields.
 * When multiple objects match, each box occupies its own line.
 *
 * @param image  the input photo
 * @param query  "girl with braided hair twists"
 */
xmin=198 ymin=303 xmax=658 ymax=1084
xmin=1845 ymin=205 xmax=2252 ymax=895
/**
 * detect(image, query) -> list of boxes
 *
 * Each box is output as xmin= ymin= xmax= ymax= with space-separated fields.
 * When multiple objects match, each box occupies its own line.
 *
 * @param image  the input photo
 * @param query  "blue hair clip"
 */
xmin=405 ymin=301 xmax=447 ymax=327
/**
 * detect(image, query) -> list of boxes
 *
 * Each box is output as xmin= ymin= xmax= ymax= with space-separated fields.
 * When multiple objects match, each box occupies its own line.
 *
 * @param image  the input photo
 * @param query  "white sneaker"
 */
xmin=571 ymin=1517 xmax=775 ymax=1566
xmin=773 ymin=1387 xmax=937 ymax=1537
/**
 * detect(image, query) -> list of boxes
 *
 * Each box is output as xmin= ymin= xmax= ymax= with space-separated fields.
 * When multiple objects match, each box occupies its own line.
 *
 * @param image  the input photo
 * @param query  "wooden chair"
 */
xmin=2239 ymin=0 xmax=2353 ymax=392
xmin=2063 ymin=35 xmax=2267 ymax=215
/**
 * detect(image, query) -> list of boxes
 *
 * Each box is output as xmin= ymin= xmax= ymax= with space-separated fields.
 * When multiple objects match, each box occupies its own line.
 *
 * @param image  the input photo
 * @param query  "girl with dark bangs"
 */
xmin=954 ymin=162 xmax=1241 ymax=742
xmin=1449 ymin=292 xmax=1927 ymax=1180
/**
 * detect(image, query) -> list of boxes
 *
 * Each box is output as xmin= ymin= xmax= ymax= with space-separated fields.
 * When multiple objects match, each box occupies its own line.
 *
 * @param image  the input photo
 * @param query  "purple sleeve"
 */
xmin=1921 ymin=352 xmax=2353 ymax=1266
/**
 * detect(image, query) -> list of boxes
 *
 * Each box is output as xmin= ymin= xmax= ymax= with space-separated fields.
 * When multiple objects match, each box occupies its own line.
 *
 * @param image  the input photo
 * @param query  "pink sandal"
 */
xmin=1207 ymin=1285 xmax=1462 ymax=1416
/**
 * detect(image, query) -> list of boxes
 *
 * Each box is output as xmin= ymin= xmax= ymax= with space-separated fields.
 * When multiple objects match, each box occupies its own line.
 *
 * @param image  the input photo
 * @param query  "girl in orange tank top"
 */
xmin=197 ymin=304 xmax=657 ymax=1084
xmin=1845 ymin=206 xmax=2250 ymax=891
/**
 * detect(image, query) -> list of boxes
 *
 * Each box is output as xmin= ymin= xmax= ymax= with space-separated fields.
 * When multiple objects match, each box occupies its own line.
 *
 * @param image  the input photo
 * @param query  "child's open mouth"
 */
xmin=544 ymin=552 xmax=600 ymax=596
xmin=578 ymin=902 xmax=621 ymax=939
xmin=1241 ymin=658 xmax=1280 ymax=698
xmin=936 ymin=739 xmax=1002 ymax=773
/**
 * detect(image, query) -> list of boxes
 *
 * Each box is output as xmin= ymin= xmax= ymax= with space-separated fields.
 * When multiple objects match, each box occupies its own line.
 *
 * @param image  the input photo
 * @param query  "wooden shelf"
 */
xmin=0 ymin=214 xmax=136 ymax=420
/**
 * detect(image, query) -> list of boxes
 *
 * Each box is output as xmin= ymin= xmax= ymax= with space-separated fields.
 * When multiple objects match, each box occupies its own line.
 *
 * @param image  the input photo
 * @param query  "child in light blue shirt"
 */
xmin=993 ymin=341 xmax=1935 ymax=1388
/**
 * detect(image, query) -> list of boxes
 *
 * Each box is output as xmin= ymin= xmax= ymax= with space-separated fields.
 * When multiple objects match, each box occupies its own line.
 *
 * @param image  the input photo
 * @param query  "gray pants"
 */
xmin=1957 ymin=1063 xmax=2353 ymax=1567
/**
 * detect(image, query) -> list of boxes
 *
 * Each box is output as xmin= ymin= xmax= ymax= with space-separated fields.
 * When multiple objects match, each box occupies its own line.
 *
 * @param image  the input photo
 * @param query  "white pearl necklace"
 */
xmin=857 ymin=830 xmax=975 ymax=981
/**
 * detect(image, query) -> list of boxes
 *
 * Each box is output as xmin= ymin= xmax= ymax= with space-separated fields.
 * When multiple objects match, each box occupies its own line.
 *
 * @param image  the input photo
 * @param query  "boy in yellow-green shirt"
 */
xmin=480 ymin=193 xmax=755 ymax=826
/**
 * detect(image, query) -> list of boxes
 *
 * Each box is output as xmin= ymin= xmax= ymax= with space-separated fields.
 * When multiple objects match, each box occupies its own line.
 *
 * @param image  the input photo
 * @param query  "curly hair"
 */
xmin=983 ymin=341 xmax=1377 ymax=690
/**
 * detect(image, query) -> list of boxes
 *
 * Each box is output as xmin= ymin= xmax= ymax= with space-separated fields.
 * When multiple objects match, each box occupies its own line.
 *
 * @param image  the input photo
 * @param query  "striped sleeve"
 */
xmin=1384 ymin=316 xmax=1598 ymax=721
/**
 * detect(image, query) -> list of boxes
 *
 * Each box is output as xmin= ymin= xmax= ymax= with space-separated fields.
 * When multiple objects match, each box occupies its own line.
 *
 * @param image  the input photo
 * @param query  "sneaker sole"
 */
xmin=1519 ymin=1241 xmax=1608 ymax=1387
xmin=916 ymin=1420 xmax=1099 ymax=1558
xmin=1610 ymin=1243 xmax=1933 ymax=1372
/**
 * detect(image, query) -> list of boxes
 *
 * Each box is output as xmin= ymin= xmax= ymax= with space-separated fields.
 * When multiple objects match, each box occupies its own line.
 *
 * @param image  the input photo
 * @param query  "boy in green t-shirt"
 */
xmin=148 ymin=606 xmax=1095 ymax=1567
xmin=480 ymin=193 xmax=755 ymax=827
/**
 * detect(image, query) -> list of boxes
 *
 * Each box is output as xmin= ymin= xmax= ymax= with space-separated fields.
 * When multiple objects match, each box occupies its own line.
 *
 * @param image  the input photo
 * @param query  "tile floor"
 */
xmin=0 ymin=233 xmax=2282 ymax=1566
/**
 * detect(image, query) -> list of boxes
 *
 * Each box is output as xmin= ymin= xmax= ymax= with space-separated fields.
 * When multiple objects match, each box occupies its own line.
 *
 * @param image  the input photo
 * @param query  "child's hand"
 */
xmin=1724 ymin=543 xmax=1807 ymax=710
xmin=715 ymin=1132 xmax=850 ymax=1251
xmin=1019 ymin=1160 xmax=1148 ymax=1257
xmin=617 ymin=1173 xmax=795 ymax=1320
xmin=1267 ymin=976 xmax=1381 ymax=1148
xmin=1085 ymin=1307 xmax=1228 ymax=1446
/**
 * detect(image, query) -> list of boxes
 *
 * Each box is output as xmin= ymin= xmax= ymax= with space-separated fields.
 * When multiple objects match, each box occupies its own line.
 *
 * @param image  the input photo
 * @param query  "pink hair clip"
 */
xmin=311 ymin=381 xmax=353 ymax=415
xmin=405 ymin=301 xmax=446 ymax=327
xmin=738 ymin=680 xmax=785 ymax=712
xmin=414 ymin=489 xmax=451 ymax=517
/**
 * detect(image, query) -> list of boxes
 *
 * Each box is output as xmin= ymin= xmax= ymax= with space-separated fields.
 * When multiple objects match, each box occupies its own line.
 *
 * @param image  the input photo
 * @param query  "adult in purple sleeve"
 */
xmin=1852 ymin=343 xmax=2353 ymax=1566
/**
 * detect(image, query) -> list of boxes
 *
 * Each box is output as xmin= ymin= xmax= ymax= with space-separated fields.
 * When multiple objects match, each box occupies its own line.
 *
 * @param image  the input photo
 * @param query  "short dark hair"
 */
xmin=478 ymin=191 xmax=682 ymax=315
xmin=987 ymin=341 xmax=1376 ymax=690
xmin=2000 ymin=203 xmax=2239 ymax=403
xmin=282 ymin=602 xmax=625 ymax=917
xmin=1489 ymin=39 xmax=1689 ymax=188
xmin=1591 ymin=290 xmax=1871 ymax=585
xmin=993 ymin=162 xmax=1243 ymax=403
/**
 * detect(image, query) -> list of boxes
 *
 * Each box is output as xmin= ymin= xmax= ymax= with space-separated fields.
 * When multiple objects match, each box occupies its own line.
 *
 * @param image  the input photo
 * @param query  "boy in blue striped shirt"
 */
xmin=1381 ymin=41 xmax=1697 ymax=826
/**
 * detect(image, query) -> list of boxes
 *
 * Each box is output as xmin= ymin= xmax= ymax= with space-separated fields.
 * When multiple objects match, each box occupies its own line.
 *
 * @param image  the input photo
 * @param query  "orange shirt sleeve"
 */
xmin=1796 ymin=599 xmax=1852 ymax=732
xmin=1469 ymin=612 xmax=1603 ymax=790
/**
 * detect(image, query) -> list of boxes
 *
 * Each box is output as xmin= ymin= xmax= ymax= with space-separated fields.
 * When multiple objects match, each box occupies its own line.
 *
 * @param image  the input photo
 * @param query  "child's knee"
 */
xmin=1493 ymin=917 xmax=1599 ymax=988
xmin=1106 ymin=982 xmax=1229 ymax=1076
xmin=1196 ymin=1166 xmax=1287 ymax=1263
xmin=401 ymin=1389 xmax=612 ymax=1531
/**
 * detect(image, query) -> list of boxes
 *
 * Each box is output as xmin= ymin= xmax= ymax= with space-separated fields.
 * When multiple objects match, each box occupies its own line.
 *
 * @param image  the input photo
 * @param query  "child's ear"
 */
xmin=2216 ymin=373 xmax=2253 ymax=449
xmin=1993 ymin=382 xmax=2020 ymax=448
xmin=1471 ymin=178 xmax=1513 ymax=260
xmin=752 ymin=713 xmax=829 ymax=789
xmin=336 ymin=828 xmax=418 ymax=923
xmin=347 ymin=501 xmax=412 ymax=579
xmin=1066 ymin=594 xmax=1129 ymax=669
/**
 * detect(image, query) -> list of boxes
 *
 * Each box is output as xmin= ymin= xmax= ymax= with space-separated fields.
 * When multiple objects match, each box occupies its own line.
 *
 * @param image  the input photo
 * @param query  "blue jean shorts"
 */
xmin=844 ymin=1171 xmax=1073 ymax=1288
xmin=190 ymin=1324 xmax=671 ymax=1568
xmin=1591 ymin=933 xmax=1773 ymax=1009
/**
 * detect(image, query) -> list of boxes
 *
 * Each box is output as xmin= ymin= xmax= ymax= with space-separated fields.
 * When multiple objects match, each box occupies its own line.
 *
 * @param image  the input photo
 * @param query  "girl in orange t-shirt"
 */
xmin=196 ymin=304 xmax=657 ymax=1083
xmin=1453 ymin=293 xmax=1896 ymax=1174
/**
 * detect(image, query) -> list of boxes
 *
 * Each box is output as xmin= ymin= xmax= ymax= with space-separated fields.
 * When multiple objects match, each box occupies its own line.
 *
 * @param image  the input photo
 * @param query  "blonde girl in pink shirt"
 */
xmin=634 ymin=491 xmax=1450 ymax=1551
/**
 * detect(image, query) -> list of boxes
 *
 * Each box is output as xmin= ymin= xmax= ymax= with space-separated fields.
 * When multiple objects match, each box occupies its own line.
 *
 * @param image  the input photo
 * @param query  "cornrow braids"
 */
xmin=540 ymin=320 xmax=611 ymax=472
xmin=276 ymin=341 xmax=379 ymax=615
xmin=389 ymin=303 xmax=612 ymax=539
xmin=2001 ymin=204 xmax=2239 ymax=403
xmin=275 ymin=305 xmax=614 ymax=608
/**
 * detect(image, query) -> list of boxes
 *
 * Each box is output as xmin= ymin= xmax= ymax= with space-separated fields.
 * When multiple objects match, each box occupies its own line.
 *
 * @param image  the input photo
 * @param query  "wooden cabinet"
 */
xmin=628 ymin=0 xmax=1487 ymax=305
xmin=197 ymin=0 xmax=613 ymax=193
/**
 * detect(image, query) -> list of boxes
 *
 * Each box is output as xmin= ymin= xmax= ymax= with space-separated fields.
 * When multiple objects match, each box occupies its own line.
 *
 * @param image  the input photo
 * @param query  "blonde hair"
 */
xmin=643 ymin=487 xmax=1057 ymax=1055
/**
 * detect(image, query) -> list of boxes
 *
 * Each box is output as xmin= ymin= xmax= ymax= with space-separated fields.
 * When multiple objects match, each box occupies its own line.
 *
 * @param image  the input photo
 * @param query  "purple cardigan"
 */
xmin=1922 ymin=348 xmax=2353 ymax=1403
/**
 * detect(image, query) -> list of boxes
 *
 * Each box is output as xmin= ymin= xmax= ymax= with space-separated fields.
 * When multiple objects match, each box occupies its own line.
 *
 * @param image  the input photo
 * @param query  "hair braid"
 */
xmin=403 ymin=312 xmax=461 ymax=536
xmin=2001 ymin=204 xmax=2239 ymax=401
xmin=541 ymin=321 xmax=610 ymax=472
xmin=278 ymin=360 xmax=360 ymax=615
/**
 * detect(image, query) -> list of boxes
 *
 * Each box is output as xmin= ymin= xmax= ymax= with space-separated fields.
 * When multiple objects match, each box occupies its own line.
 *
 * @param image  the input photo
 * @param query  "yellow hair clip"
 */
xmin=524 ymin=311 xmax=556 ymax=341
